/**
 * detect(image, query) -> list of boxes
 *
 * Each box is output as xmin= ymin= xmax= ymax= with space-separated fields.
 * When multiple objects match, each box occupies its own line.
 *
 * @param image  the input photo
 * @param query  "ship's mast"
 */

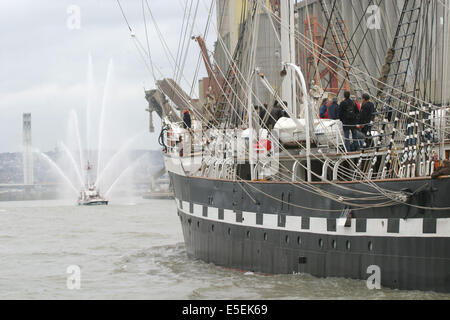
xmin=85 ymin=161 xmax=92 ymax=189
xmin=280 ymin=0 xmax=312 ymax=181
xmin=247 ymin=0 xmax=261 ymax=180
xmin=280 ymin=0 xmax=296 ymax=117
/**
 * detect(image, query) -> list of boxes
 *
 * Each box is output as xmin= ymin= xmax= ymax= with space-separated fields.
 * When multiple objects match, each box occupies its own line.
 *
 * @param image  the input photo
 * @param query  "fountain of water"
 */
xmin=94 ymin=132 xmax=145 ymax=188
xmin=95 ymin=59 xmax=114 ymax=186
xmin=35 ymin=150 xmax=79 ymax=195
xmin=104 ymin=153 xmax=149 ymax=198
xmin=69 ymin=110 xmax=86 ymax=183
xmin=36 ymin=56 xmax=148 ymax=204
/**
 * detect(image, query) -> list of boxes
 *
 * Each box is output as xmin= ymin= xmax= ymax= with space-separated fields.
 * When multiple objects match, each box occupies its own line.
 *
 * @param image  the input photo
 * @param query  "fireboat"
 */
xmin=77 ymin=161 xmax=108 ymax=206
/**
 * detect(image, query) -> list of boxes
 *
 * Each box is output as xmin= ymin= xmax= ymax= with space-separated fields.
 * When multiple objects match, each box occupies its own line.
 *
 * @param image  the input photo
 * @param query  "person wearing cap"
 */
xmin=183 ymin=108 xmax=192 ymax=129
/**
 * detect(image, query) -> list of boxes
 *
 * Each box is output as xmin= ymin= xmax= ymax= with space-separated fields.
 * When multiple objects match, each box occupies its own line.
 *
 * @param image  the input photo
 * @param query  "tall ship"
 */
xmin=132 ymin=0 xmax=450 ymax=292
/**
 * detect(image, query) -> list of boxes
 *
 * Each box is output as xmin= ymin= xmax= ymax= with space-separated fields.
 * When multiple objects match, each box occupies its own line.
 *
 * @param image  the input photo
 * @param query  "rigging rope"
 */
xmin=116 ymin=0 xmax=450 ymax=211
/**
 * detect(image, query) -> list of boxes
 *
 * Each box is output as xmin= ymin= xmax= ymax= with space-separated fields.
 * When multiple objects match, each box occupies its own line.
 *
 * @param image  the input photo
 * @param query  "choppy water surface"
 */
xmin=0 ymin=199 xmax=448 ymax=300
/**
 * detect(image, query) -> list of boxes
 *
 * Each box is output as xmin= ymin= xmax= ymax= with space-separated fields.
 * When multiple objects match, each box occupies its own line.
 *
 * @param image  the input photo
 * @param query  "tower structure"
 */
xmin=22 ymin=113 xmax=34 ymax=185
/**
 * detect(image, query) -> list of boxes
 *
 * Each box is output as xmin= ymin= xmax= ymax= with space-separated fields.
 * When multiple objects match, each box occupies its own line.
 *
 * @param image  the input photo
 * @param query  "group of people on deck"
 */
xmin=320 ymin=91 xmax=375 ymax=152
xmin=182 ymin=90 xmax=375 ymax=153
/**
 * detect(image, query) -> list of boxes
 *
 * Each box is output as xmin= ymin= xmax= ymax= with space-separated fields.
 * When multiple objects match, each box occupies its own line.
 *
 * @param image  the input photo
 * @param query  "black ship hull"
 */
xmin=170 ymin=172 xmax=450 ymax=293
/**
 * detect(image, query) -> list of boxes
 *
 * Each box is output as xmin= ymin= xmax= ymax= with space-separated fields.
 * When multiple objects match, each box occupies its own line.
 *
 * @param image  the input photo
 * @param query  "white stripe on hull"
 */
xmin=176 ymin=198 xmax=450 ymax=238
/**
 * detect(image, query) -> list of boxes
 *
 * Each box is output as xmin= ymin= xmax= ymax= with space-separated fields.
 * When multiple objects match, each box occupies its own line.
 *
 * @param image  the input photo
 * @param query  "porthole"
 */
xmin=332 ymin=240 xmax=337 ymax=249
xmin=368 ymin=241 xmax=373 ymax=251
xmin=319 ymin=239 xmax=324 ymax=248
xmin=227 ymin=228 xmax=231 ymax=236
xmin=211 ymin=225 xmax=215 ymax=232
xmin=285 ymin=235 xmax=290 ymax=244
xmin=246 ymin=230 xmax=251 ymax=238
xmin=197 ymin=221 xmax=200 ymax=228
xmin=264 ymin=233 xmax=268 ymax=241
xmin=346 ymin=240 xmax=351 ymax=250
xmin=297 ymin=237 xmax=302 ymax=246
xmin=287 ymin=192 xmax=292 ymax=210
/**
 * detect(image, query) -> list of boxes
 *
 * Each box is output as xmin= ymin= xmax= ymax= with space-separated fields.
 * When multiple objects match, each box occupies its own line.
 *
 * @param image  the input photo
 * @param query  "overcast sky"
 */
xmin=0 ymin=0 xmax=214 ymax=153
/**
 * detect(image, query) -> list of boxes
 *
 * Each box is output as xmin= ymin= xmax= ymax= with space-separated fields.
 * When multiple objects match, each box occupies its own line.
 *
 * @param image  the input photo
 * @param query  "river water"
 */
xmin=0 ymin=198 xmax=448 ymax=300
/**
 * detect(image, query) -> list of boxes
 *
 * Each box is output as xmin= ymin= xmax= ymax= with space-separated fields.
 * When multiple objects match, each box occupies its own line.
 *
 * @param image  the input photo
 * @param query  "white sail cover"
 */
xmin=274 ymin=117 xmax=344 ymax=145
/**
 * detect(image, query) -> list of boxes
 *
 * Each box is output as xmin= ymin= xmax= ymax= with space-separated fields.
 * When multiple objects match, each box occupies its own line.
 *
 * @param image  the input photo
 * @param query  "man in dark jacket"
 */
xmin=327 ymin=97 xmax=340 ymax=120
xmin=258 ymin=105 xmax=267 ymax=127
xmin=319 ymin=98 xmax=329 ymax=119
xmin=281 ymin=101 xmax=289 ymax=118
xmin=268 ymin=101 xmax=284 ymax=129
xmin=183 ymin=109 xmax=192 ymax=129
xmin=339 ymin=91 xmax=361 ymax=152
xmin=359 ymin=93 xmax=375 ymax=137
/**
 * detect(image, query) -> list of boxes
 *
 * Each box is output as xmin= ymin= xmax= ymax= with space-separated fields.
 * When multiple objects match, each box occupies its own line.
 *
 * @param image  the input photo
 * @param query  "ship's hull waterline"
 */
xmin=170 ymin=172 xmax=450 ymax=293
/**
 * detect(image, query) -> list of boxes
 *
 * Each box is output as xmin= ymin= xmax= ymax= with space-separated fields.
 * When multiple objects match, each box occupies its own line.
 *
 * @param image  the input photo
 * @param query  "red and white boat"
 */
xmin=77 ymin=161 xmax=108 ymax=206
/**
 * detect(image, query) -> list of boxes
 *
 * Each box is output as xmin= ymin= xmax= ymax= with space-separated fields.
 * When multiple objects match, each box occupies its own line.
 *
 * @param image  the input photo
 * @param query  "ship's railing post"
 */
xmin=220 ymin=158 xmax=235 ymax=180
xmin=337 ymin=127 xmax=347 ymax=153
xmin=292 ymin=161 xmax=300 ymax=182
xmin=333 ymin=158 xmax=344 ymax=181
xmin=425 ymin=160 xmax=431 ymax=176
xmin=321 ymin=159 xmax=331 ymax=181
xmin=284 ymin=62 xmax=312 ymax=182
xmin=252 ymin=161 xmax=270 ymax=181
xmin=260 ymin=161 xmax=272 ymax=180
xmin=253 ymin=162 xmax=259 ymax=181
xmin=419 ymin=161 xmax=425 ymax=176
xmin=381 ymin=166 xmax=388 ymax=179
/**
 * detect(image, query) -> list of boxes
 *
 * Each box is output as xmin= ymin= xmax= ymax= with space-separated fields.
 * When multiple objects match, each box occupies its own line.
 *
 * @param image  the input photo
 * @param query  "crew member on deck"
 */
xmin=359 ymin=93 xmax=375 ymax=136
xmin=339 ymin=91 xmax=362 ymax=152
xmin=319 ymin=98 xmax=329 ymax=119
xmin=183 ymin=109 xmax=192 ymax=129
xmin=282 ymin=101 xmax=289 ymax=118
xmin=328 ymin=97 xmax=340 ymax=120
xmin=268 ymin=101 xmax=284 ymax=129
xmin=352 ymin=95 xmax=361 ymax=111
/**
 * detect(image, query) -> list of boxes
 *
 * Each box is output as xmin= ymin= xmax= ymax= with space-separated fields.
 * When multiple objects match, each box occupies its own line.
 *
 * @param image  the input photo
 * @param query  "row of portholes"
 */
xmin=258 ymin=232 xmax=374 ymax=253
xmin=320 ymin=238 xmax=351 ymax=250
xmin=322 ymin=238 xmax=374 ymax=252
xmin=262 ymin=233 xmax=301 ymax=245
xmin=185 ymin=217 xmax=374 ymax=252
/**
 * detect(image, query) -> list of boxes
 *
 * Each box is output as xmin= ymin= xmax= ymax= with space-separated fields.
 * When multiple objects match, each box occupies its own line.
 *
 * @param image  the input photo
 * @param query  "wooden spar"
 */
xmin=193 ymin=35 xmax=220 ymax=100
